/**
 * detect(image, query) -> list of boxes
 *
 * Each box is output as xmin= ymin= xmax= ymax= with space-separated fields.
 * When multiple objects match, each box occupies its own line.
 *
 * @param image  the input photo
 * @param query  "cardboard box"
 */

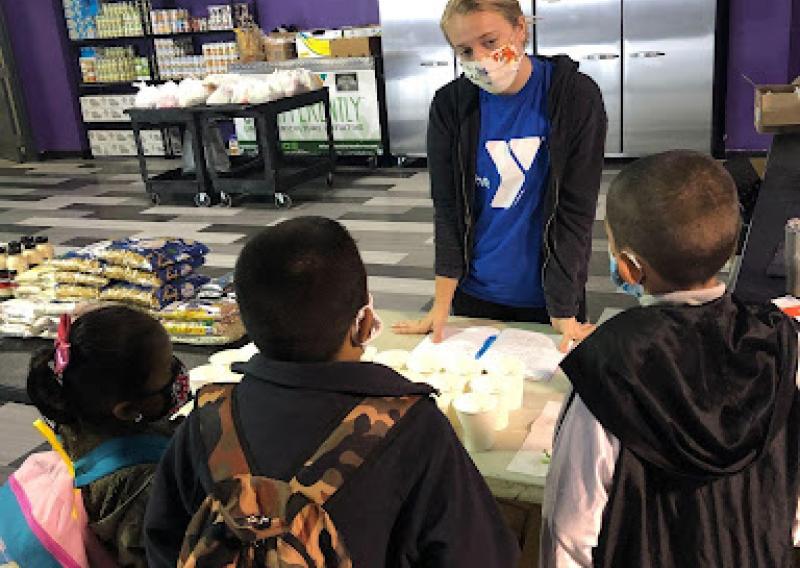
xmin=755 ymin=83 xmax=800 ymax=134
xmin=330 ymin=37 xmax=382 ymax=58
xmin=264 ymin=33 xmax=297 ymax=61
xmin=342 ymin=25 xmax=381 ymax=39
xmin=296 ymin=29 xmax=343 ymax=58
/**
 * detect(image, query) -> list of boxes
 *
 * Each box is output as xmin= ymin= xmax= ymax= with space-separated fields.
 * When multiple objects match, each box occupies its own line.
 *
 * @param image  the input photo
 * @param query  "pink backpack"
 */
xmin=0 ymin=421 xmax=119 ymax=567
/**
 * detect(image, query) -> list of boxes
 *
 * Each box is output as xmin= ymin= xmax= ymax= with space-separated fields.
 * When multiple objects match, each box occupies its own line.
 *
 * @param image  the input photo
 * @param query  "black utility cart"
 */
xmin=126 ymin=106 xmax=215 ymax=207
xmin=198 ymin=87 xmax=336 ymax=208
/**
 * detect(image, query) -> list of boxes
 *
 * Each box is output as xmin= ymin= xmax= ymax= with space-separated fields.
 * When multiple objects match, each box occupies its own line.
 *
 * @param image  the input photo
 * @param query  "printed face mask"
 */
xmin=140 ymin=356 xmax=192 ymax=420
xmin=354 ymin=294 xmax=383 ymax=346
xmin=609 ymin=249 xmax=645 ymax=299
xmin=460 ymin=44 xmax=523 ymax=94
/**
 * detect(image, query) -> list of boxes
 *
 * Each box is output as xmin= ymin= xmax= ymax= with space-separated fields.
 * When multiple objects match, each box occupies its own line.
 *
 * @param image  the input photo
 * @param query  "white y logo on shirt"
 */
xmin=485 ymin=137 xmax=542 ymax=209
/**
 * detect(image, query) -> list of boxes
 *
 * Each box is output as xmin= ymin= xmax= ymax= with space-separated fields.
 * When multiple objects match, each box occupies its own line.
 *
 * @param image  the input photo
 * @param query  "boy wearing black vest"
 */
xmin=541 ymin=151 xmax=800 ymax=567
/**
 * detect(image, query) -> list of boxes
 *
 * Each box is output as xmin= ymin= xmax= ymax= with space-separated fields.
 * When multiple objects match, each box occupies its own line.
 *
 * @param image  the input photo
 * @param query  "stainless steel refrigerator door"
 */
xmin=535 ymin=0 xmax=622 ymax=154
xmin=380 ymin=0 xmax=455 ymax=157
xmin=623 ymin=0 xmax=716 ymax=155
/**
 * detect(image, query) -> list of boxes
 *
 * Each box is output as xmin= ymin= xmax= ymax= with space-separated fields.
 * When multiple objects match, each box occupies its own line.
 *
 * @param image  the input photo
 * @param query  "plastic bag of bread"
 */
xmin=177 ymin=78 xmax=208 ymax=108
xmin=86 ymin=238 xmax=208 ymax=272
xmin=104 ymin=262 xmax=194 ymax=288
xmin=134 ymin=82 xmax=160 ymax=109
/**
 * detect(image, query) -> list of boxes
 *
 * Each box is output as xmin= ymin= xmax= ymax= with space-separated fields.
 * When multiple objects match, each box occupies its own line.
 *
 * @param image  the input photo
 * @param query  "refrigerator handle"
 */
xmin=629 ymin=51 xmax=667 ymax=59
xmin=584 ymin=53 xmax=621 ymax=61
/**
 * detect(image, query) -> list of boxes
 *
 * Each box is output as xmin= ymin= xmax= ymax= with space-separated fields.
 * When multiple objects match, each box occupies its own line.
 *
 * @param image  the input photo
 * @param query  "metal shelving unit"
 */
xmin=61 ymin=0 xmax=255 ymax=157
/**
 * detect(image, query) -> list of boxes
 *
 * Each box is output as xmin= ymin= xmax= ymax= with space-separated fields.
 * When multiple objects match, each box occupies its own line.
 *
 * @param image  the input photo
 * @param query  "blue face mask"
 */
xmin=609 ymin=250 xmax=645 ymax=298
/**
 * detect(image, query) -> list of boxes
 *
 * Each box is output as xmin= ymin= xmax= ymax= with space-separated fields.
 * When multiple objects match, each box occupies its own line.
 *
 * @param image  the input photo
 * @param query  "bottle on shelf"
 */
xmin=0 ymin=244 xmax=7 ymax=271
xmin=35 ymin=236 xmax=55 ymax=261
xmin=21 ymin=237 xmax=42 ymax=268
xmin=6 ymin=242 xmax=28 ymax=274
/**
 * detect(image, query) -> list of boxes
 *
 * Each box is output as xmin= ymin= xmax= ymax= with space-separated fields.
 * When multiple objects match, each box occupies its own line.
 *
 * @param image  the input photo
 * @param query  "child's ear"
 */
xmin=355 ymin=310 xmax=375 ymax=345
xmin=617 ymin=252 xmax=644 ymax=285
xmin=112 ymin=401 xmax=141 ymax=423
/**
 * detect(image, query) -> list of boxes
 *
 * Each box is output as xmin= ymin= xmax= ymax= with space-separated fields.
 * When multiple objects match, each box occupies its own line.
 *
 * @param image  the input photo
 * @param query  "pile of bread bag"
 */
xmin=134 ymin=70 xmax=324 ymax=109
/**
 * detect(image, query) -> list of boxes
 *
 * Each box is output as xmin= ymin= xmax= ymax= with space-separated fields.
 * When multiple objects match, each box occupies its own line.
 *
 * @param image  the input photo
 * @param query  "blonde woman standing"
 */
xmin=394 ymin=0 xmax=606 ymax=351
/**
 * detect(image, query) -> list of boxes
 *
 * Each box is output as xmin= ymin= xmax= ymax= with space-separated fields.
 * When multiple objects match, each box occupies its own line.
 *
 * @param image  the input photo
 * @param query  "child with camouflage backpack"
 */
xmin=144 ymin=217 xmax=519 ymax=567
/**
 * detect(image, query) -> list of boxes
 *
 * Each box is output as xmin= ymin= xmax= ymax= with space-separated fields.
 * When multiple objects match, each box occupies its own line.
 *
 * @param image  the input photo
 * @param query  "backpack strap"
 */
xmin=73 ymin=435 xmax=170 ymax=488
xmin=194 ymin=383 xmax=252 ymax=482
xmin=290 ymin=395 xmax=421 ymax=506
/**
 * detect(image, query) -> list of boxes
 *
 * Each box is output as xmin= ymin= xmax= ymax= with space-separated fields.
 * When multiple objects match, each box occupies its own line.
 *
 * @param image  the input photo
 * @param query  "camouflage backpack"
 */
xmin=179 ymin=384 xmax=421 ymax=568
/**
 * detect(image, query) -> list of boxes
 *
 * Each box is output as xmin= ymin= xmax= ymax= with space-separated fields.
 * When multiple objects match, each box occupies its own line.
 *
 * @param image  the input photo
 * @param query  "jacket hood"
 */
xmin=561 ymin=294 xmax=799 ymax=480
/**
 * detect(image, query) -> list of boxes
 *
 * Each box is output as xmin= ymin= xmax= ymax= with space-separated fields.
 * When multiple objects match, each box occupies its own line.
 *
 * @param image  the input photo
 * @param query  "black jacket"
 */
xmin=561 ymin=295 xmax=800 ymax=566
xmin=144 ymin=356 xmax=519 ymax=567
xmin=428 ymin=55 xmax=607 ymax=318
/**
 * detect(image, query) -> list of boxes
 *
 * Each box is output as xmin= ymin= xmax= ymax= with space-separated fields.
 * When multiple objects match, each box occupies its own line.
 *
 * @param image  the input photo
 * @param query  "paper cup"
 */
xmin=407 ymin=350 xmax=444 ymax=374
xmin=361 ymin=345 xmax=378 ymax=363
xmin=469 ymin=375 xmax=509 ymax=430
xmin=374 ymin=349 xmax=410 ymax=371
xmin=493 ymin=372 xmax=524 ymax=411
xmin=453 ymin=393 xmax=499 ymax=452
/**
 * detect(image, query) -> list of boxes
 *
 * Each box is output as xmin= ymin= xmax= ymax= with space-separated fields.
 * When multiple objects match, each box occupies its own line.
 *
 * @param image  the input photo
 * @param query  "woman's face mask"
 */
xmin=354 ymin=294 xmax=383 ymax=346
xmin=461 ymin=44 xmax=523 ymax=94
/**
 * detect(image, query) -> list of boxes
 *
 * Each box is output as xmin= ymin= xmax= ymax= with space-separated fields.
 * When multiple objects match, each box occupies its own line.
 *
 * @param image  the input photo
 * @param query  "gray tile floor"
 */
xmin=0 ymin=156 xmax=650 ymax=477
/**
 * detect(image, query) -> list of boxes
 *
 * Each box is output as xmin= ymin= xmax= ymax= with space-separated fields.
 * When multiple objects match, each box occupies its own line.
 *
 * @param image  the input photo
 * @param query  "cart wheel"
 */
xmin=219 ymin=191 xmax=233 ymax=208
xmin=274 ymin=192 xmax=293 ymax=209
xmin=150 ymin=192 xmax=161 ymax=206
xmin=194 ymin=192 xmax=213 ymax=208
xmin=326 ymin=172 xmax=335 ymax=188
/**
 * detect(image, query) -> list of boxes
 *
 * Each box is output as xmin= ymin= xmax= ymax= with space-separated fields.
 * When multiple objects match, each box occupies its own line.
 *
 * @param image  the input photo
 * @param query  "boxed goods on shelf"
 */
xmin=80 ymin=46 xmax=150 ymax=83
xmin=89 ymin=129 xmax=164 ymax=156
xmin=330 ymin=37 xmax=382 ymax=58
xmin=296 ymin=29 xmax=343 ymax=58
xmin=95 ymin=2 xmax=144 ymax=38
xmin=80 ymin=95 xmax=137 ymax=122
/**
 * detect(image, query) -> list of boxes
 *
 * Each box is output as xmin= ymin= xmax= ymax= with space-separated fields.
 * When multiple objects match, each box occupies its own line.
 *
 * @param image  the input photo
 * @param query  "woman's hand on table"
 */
xmin=392 ymin=304 xmax=450 ymax=343
xmin=551 ymin=317 xmax=596 ymax=353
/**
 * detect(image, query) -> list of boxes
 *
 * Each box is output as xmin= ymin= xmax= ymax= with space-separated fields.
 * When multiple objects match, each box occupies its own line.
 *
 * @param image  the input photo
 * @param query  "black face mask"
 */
xmin=137 ymin=356 xmax=192 ymax=420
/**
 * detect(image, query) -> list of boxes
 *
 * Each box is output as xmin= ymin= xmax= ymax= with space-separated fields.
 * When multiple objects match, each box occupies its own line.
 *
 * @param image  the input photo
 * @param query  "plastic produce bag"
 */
xmin=177 ymin=78 xmax=208 ymax=108
xmin=134 ymin=82 xmax=160 ymax=109
xmin=156 ymin=81 xmax=180 ymax=108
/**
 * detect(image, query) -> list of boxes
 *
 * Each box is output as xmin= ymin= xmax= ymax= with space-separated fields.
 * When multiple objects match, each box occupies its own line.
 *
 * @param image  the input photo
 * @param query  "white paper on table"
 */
xmin=410 ymin=325 xmax=499 ymax=364
xmin=410 ymin=326 xmax=564 ymax=381
xmin=489 ymin=328 xmax=564 ymax=381
xmin=506 ymin=400 xmax=563 ymax=477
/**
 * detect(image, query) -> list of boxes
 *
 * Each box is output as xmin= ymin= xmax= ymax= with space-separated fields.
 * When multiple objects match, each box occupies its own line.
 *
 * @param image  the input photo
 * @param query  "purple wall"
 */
xmin=725 ymin=0 xmax=794 ymax=152
xmin=180 ymin=0 xmax=379 ymax=31
xmin=254 ymin=0 xmax=378 ymax=31
xmin=2 ymin=0 xmax=85 ymax=154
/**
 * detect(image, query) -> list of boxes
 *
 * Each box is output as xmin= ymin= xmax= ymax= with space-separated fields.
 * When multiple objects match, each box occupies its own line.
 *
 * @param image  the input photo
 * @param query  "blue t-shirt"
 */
xmin=461 ymin=56 xmax=553 ymax=308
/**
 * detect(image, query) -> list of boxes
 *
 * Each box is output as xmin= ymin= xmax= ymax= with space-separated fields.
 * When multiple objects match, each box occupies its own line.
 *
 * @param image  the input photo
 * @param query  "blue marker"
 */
xmin=475 ymin=335 xmax=498 ymax=360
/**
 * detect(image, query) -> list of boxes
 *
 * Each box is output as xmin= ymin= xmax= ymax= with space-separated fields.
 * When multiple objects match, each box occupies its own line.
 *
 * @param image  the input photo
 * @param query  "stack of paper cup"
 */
xmin=482 ymin=354 xmax=525 ymax=411
xmin=470 ymin=374 xmax=509 ymax=430
xmin=444 ymin=355 xmax=482 ymax=394
xmin=453 ymin=392 xmax=499 ymax=452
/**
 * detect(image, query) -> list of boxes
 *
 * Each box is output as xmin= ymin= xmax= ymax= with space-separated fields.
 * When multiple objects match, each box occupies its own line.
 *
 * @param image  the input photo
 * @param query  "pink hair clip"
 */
xmin=53 ymin=314 xmax=72 ymax=381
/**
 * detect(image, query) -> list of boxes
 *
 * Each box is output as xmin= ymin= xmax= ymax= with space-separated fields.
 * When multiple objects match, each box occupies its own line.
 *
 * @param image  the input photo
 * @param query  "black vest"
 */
xmin=561 ymin=294 xmax=800 ymax=567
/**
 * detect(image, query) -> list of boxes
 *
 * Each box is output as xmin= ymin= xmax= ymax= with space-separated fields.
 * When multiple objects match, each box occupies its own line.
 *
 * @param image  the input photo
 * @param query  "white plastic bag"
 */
xmin=177 ymin=78 xmax=208 ymax=107
xmin=155 ymin=81 xmax=180 ymax=108
xmin=134 ymin=82 xmax=160 ymax=109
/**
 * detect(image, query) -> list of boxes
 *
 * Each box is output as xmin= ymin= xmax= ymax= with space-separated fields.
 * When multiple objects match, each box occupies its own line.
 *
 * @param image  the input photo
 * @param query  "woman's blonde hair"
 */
xmin=440 ymin=0 xmax=525 ymax=35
